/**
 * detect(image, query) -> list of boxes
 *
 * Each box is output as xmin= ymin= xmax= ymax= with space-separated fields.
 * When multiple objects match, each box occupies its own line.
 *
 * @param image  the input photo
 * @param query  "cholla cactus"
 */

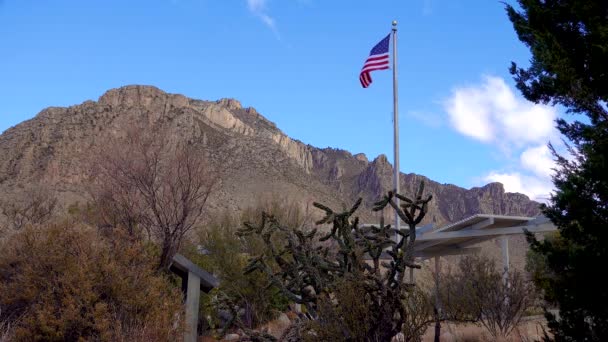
xmin=237 ymin=181 xmax=432 ymax=341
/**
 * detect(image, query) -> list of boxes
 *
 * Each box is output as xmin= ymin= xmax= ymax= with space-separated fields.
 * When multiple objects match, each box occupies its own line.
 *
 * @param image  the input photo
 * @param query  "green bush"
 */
xmin=302 ymin=277 xmax=375 ymax=341
xmin=191 ymin=199 xmax=308 ymax=331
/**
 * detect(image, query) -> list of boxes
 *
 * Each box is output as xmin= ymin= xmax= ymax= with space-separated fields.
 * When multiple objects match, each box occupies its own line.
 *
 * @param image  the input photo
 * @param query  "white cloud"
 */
xmin=520 ymin=144 xmax=555 ymax=179
xmin=246 ymin=0 xmax=279 ymax=37
xmin=480 ymin=144 xmax=556 ymax=201
xmin=444 ymin=76 xmax=557 ymax=147
xmin=484 ymin=171 xmax=553 ymax=202
xmin=440 ymin=75 xmax=563 ymax=201
xmin=445 ymin=83 xmax=495 ymax=141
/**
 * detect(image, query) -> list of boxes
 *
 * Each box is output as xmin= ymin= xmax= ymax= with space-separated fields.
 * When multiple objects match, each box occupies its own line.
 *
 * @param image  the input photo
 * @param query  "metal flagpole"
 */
xmin=392 ymin=20 xmax=400 ymax=241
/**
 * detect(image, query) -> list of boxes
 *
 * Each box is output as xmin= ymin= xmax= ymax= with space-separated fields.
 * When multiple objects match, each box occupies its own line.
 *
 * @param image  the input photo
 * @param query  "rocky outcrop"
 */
xmin=270 ymin=134 xmax=313 ymax=173
xmin=354 ymin=153 xmax=368 ymax=163
xmin=357 ymin=154 xmax=394 ymax=198
xmin=215 ymin=98 xmax=243 ymax=110
xmin=198 ymin=104 xmax=254 ymax=136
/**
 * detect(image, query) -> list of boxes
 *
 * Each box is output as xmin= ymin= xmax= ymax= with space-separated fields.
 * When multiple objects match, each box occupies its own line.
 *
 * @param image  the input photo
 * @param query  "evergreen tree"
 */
xmin=506 ymin=1 xmax=608 ymax=340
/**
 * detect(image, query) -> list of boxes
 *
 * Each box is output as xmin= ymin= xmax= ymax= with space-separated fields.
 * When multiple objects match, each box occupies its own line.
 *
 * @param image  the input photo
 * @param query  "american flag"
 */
xmin=359 ymin=33 xmax=391 ymax=88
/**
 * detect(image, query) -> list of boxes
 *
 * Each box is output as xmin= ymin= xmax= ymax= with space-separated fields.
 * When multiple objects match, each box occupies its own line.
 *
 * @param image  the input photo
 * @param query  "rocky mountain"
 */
xmin=0 ymin=85 xmax=541 ymax=226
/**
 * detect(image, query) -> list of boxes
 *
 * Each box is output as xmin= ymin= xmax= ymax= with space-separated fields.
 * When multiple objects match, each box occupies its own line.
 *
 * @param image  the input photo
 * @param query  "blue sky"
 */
xmin=0 ymin=0 xmax=562 ymax=200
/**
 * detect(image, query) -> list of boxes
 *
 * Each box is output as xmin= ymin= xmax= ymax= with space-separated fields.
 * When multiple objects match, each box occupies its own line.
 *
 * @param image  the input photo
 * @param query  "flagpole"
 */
xmin=392 ymin=20 xmax=400 ymax=241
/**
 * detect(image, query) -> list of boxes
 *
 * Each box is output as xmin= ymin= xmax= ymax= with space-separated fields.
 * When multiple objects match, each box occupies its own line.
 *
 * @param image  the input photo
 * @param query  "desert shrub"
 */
xmin=190 ymin=224 xmax=289 ymax=331
xmin=0 ymin=186 xmax=58 ymax=233
xmin=239 ymin=197 xmax=315 ymax=230
xmin=306 ymin=278 xmax=435 ymax=342
xmin=237 ymin=183 xmax=433 ymax=341
xmin=303 ymin=277 xmax=375 ymax=341
xmin=192 ymin=199 xmax=309 ymax=331
xmin=0 ymin=223 xmax=184 ymax=342
xmin=401 ymin=288 xmax=435 ymax=342
xmin=439 ymin=254 xmax=534 ymax=339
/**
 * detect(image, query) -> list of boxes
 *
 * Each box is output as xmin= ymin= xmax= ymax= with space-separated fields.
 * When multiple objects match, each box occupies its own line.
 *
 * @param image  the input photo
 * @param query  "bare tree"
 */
xmin=89 ymin=126 xmax=218 ymax=270
xmin=88 ymin=133 xmax=147 ymax=237
xmin=0 ymin=186 xmax=58 ymax=231
xmin=438 ymin=254 xmax=534 ymax=339
xmin=400 ymin=288 xmax=435 ymax=342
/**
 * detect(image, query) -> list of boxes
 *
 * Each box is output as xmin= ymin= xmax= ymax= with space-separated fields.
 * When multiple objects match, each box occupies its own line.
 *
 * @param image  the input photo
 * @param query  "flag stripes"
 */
xmin=359 ymin=34 xmax=391 ymax=88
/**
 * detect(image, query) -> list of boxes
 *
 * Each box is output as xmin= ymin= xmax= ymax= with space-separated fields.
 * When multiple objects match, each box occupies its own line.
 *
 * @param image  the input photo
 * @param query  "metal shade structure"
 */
xmin=362 ymin=213 xmax=556 ymax=285
xmin=413 ymin=214 xmax=556 ymax=259
xmin=411 ymin=214 xmax=557 ymax=306
xmin=361 ymin=214 xmax=555 ymax=258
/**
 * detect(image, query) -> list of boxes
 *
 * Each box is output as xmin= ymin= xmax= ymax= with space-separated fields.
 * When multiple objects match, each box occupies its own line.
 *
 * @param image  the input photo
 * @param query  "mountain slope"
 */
xmin=0 ymin=85 xmax=540 ymax=225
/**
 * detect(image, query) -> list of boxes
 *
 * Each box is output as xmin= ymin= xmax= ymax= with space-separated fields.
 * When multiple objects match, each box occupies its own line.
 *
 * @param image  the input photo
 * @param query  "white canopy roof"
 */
xmin=363 ymin=214 xmax=556 ymax=259
xmin=413 ymin=214 xmax=556 ymax=258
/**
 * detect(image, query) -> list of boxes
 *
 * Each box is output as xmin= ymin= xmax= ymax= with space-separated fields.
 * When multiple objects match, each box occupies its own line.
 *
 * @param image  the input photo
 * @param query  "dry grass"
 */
xmin=113 ymin=320 xmax=183 ymax=342
xmin=0 ymin=319 xmax=14 ymax=342
xmin=419 ymin=317 xmax=548 ymax=342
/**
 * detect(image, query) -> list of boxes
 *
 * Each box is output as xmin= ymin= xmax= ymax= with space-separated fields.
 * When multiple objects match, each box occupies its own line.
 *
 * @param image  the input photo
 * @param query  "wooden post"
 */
xmin=184 ymin=272 xmax=201 ymax=342
xmin=170 ymin=254 xmax=218 ymax=342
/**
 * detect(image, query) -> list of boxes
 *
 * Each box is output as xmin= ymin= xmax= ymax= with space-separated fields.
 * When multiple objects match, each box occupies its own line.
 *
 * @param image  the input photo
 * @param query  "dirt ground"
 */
xmin=419 ymin=316 xmax=548 ymax=342
xmin=202 ymin=312 xmax=548 ymax=341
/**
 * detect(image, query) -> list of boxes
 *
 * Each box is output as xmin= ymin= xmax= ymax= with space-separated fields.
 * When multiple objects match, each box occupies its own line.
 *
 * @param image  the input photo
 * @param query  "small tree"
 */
xmin=237 ymin=181 xmax=432 ymax=341
xmin=439 ymin=254 xmax=534 ymax=339
xmin=89 ymin=126 xmax=218 ymax=270
xmin=401 ymin=288 xmax=435 ymax=342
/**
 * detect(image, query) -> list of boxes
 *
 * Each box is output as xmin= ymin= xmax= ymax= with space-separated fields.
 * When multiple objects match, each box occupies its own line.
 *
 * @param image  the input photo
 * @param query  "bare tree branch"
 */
xmin=88 ymin=125 xmax=218 ymax=270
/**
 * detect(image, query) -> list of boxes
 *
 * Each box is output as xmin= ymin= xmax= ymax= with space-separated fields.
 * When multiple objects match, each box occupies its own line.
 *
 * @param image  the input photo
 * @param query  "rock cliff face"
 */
xmin=0 ymin=85 xmax=541 ymax=225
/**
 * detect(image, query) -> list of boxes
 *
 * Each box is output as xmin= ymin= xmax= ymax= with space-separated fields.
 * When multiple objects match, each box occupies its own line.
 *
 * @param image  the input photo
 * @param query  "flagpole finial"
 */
xmin=392 ymin=20 xmax=397 ymax=27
